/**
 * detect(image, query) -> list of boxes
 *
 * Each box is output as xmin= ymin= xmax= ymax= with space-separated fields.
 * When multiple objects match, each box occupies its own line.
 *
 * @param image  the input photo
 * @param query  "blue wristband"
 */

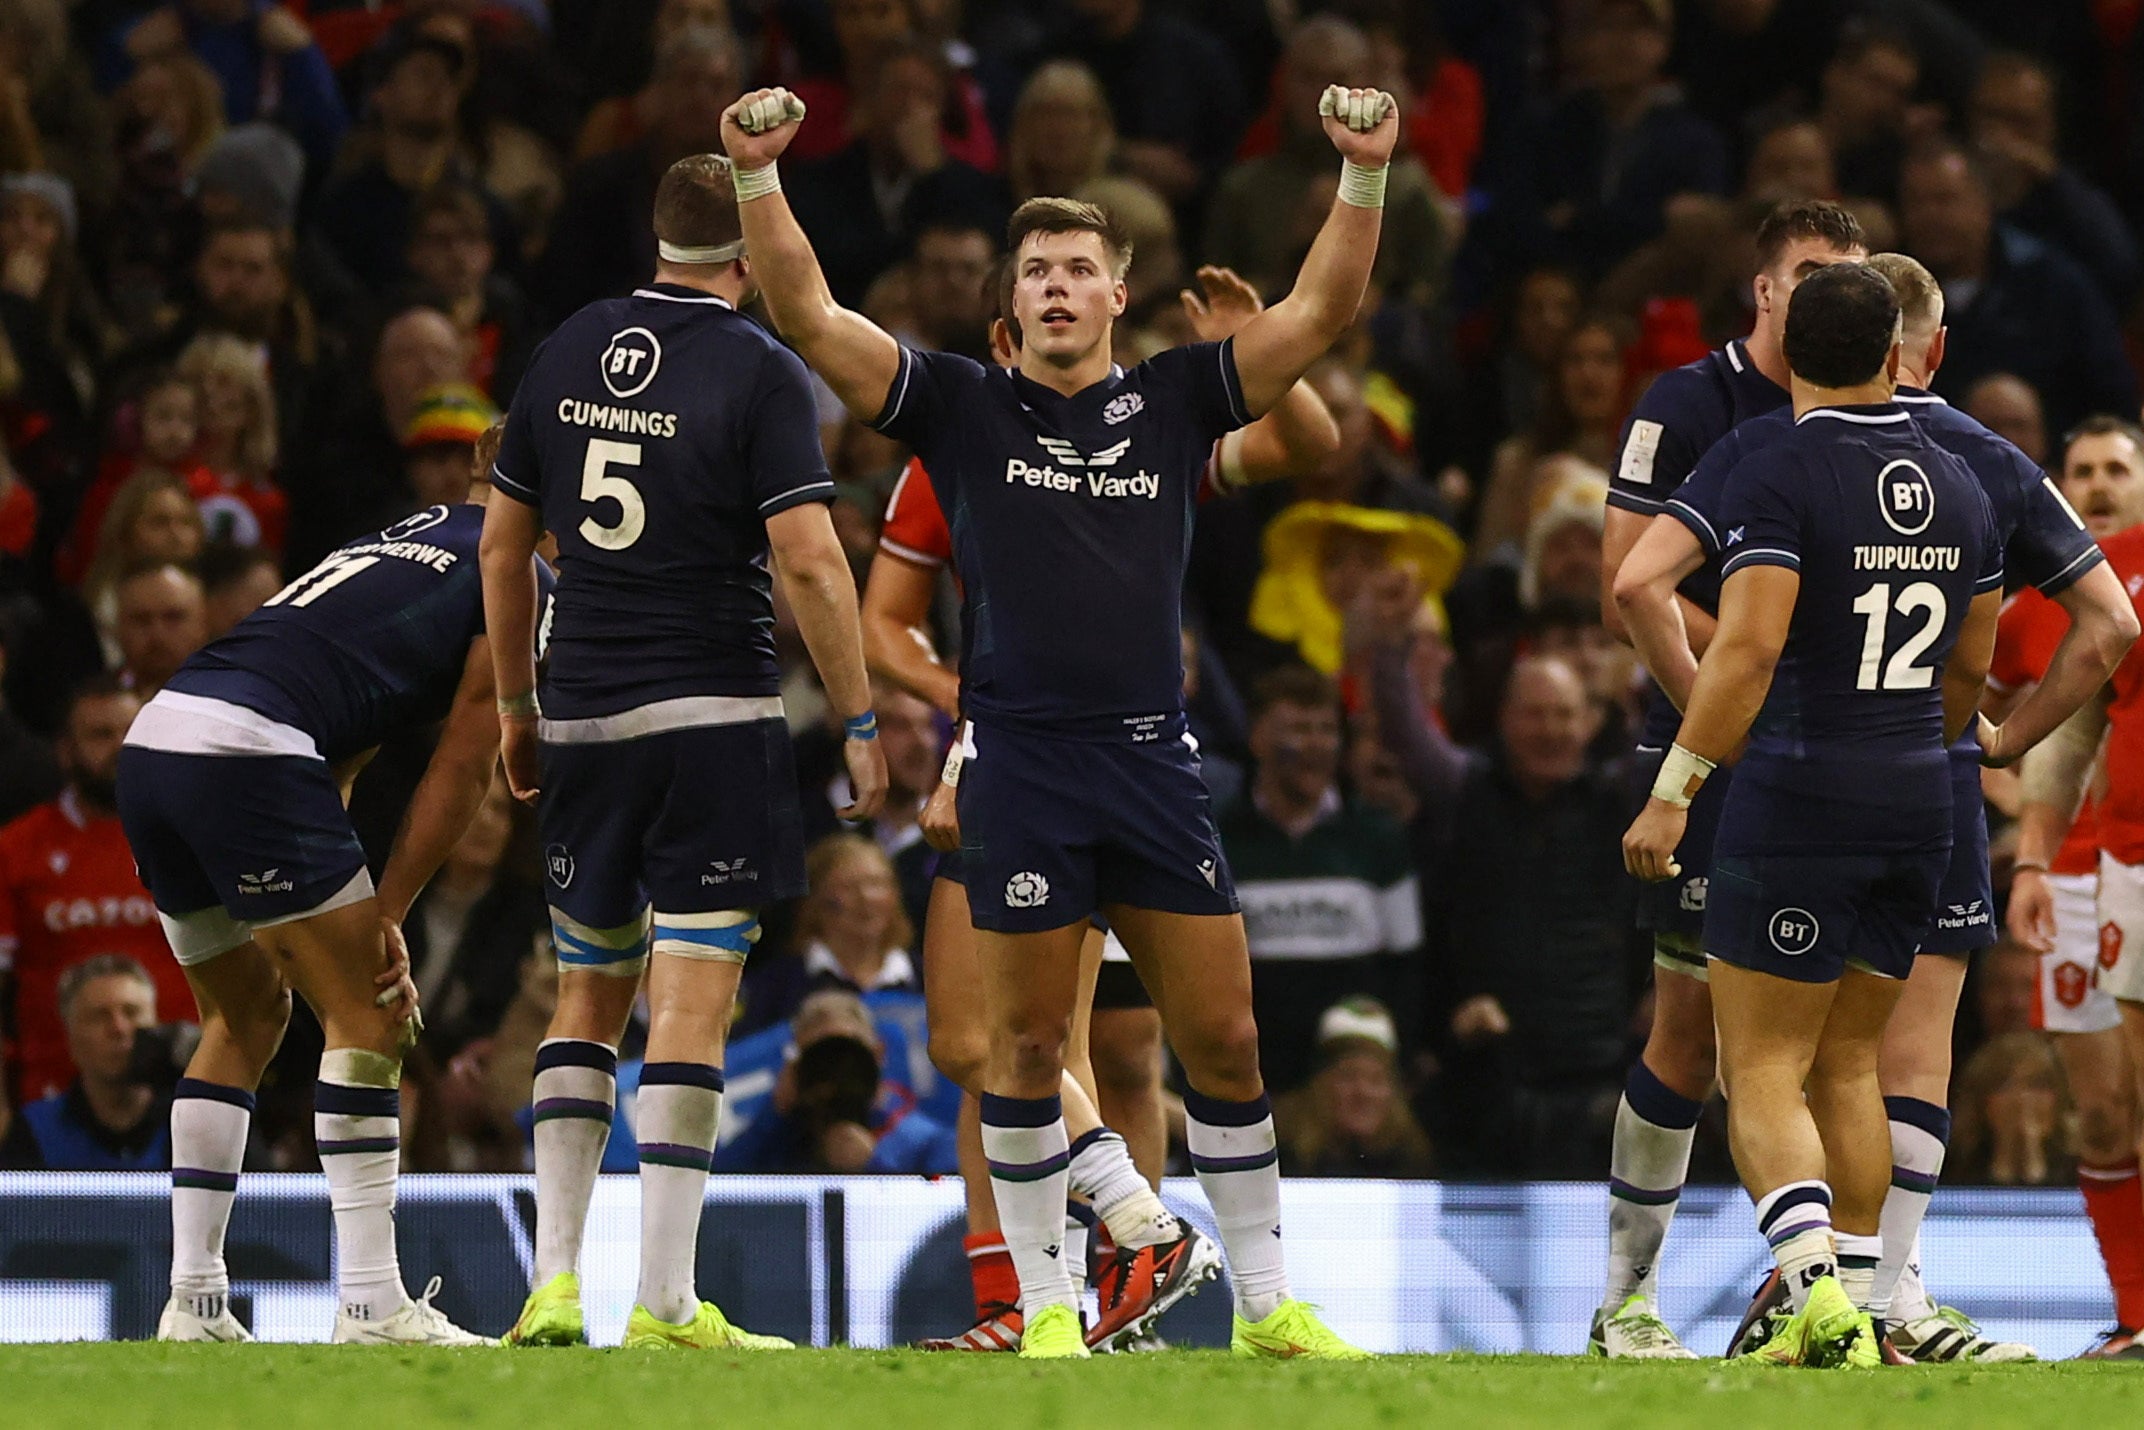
xmin=844 ymin=711 xmax=878 ymax=740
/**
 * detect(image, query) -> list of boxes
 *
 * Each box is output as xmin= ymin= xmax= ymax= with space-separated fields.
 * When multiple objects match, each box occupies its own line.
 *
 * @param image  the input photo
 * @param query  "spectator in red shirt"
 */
xmin=0 ymin=677 xmax=195 ymax=1114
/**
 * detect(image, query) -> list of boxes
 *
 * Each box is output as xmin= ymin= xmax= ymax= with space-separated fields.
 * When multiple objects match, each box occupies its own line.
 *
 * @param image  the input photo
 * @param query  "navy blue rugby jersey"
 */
xmin=492 ymin=284 xmax=835 ymax=721
xmin=868 ymin=342 xmax=1252 ymax=740
xmin=1610 ymin=338 xmax=1789 ymax=747
xmin=1670 ymin=385 xmax=2101 ymax=760
xmin=164 ymin=503 xmax=549 ymax=762
xmin=1701 ymin=404 xmax=2003 ymax=846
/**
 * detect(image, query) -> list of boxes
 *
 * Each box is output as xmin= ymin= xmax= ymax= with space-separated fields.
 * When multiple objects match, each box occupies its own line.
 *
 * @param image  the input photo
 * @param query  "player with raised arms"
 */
xmin=1613 ymin=253 xmax=2132 ymax=1359
xmin=122 ymin=427 xmax=530 ymax=1346
xmin=1622 ymin=263 xmax=2004 ymax=1368
xmin=865 ymin=264 xmax=1342 ymax=1352
xmin=1591 ymin=200 xmax=1867 ymax=1358
xmin=725 ymin=80 xmax=1394 ymax=1359
xmin=480 ymin=153 xmax=886 ymax=1351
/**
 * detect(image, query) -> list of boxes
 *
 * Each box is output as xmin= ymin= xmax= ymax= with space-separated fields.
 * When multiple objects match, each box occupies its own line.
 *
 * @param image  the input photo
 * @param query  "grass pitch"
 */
xmin=3 ymin=1346 xmax=2137 ymax=1429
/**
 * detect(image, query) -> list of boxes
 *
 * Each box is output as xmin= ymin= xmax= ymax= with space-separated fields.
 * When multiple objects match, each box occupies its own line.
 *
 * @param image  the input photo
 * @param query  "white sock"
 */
xmin=1186 ymin=1089 xmax=1288 ymax=1322
xmin=1602 ymin=1064 xmax=1702 ymax=1310
xmin=1069 ymin=1128 xmax=1180 ymax=1250
xmin=1754 ymin=1179 xmax=1835 ymax=1313
xmin=315 ymin=1050 xmax=407 ymax=1322
xmin=1837 ymin=1231 xmax=1883 ymax=1316
xmin=170 ymin=1077 xmax=252 ymax=1309
xmin=531 ymin=1039 xmax=617 ymax=1284
xmin=1876 ymin=1097 xmax=1949 ymax=1323
xmin=634 ymin=1061 xmax=724 ymax=1325
xmin=980 ymin=1094 xmax=1076 ymax=1314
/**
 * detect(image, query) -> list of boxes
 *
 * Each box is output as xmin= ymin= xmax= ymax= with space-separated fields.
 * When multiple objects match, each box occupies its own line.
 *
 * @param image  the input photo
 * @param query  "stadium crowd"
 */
xmin=0 ymin=0 xmax=2132 ymax=1188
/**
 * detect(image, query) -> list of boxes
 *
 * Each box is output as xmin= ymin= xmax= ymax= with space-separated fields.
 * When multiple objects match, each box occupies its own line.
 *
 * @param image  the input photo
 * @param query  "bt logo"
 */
xmin=1768 ymin=907 xmax=1820 ymax=957
xmin=600 ymin=327 xmax=663 ymax=399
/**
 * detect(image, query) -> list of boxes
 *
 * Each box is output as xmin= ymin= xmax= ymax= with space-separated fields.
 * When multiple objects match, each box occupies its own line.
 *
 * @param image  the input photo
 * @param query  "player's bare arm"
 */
xmin=1942 ymin=587 xmax=2003 ymax=748
xmin=2010 ymin=695 xmax=2111 ymax=951
xmin=1230 ymin=88 xmax=1399 ymax=418
xmin=1979 ymin=561 xmax=2138 ymax=765
xmin=368 ymin=636 xmax=507 ymax=1015
xmin=478 ymin=494 xmax=544 ymax=803
xmin=767 ymin=501 xmax=888 ymax=821
xmin=1623 ymin=564 xmax=1797 ymax=883
xmin=721 ymin=89 xmax=902 ymax=419
xmin=1601 ymin=506 xmax=1649 ymax=644
xmin=1179 ymin=266 xmax=1341 ymax=482
xmin=1611 ymin=514 xmax=1708 ymax=712
xmin=860 ymin=550 xmax=961 ymax=720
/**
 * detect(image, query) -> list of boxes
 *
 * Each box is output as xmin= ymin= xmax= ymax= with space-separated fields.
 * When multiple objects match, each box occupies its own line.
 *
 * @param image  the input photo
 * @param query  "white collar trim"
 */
xmin=1795 ymin=407 xmax=1908 ymax=426
xmin=632 ymin=288 xmax=733 ymax=308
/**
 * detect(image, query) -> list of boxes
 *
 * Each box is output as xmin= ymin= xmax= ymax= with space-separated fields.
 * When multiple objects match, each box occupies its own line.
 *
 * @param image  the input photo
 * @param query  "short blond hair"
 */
xmin=1866 ymin=251 xmax=1944 ymax=340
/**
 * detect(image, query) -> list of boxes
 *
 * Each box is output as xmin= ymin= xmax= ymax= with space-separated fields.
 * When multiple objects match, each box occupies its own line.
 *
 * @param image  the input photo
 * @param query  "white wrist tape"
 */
xmin=1651 ymin=743 xmax=1716 ymax=809
xmin=1338 ymin=160 xmax=1388 ymax=209
xmin=733 ymin=162 xmax=781 ymax=203
xmin=941 ymin=721 xmax=969 ymax=788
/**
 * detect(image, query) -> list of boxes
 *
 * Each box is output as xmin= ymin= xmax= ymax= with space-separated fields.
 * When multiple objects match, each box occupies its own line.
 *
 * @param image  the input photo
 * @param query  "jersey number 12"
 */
xmin=1851 ymin=580 xmax=1946 ymax=690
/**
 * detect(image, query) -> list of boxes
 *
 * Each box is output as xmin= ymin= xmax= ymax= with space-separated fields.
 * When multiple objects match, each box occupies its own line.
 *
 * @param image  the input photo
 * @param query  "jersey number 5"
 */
xmin=1851 ymin=580 xmax=1946 ymax=690
xmin=579 ymin=438 xmax=646 ymax=551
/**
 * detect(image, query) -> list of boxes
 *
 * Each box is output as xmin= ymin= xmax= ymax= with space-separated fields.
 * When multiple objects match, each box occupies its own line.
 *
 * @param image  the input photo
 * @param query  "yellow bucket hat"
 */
xmin=1249 ymin=501 xmax=1465 ymax=674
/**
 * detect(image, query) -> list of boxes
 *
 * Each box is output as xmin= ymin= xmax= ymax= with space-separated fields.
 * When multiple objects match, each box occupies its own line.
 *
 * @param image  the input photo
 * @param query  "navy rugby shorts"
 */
xmin=1921 ymin=753 xmax=1996 ymax=956
xmin=118 ymin=746 xmax=372 ymax=963
xmin=957 ymin=722 xmax=1238 ymax=933
xmin=538 ymin=716 xmax=806 ymax=932
xmin=1629 ymin=747 xmax=1733 ymax=950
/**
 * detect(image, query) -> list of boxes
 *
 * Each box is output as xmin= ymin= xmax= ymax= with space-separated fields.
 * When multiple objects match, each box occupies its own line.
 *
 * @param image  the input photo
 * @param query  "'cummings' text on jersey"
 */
xmin=869 ymin=342 xmax=1252 ymax=738
xmin=492 ymin=285 xmax=835 ymax=720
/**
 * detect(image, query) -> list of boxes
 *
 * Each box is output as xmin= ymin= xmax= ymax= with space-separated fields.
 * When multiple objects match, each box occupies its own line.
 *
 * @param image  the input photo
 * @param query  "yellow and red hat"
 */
xmin=401 ymin=383 xmax=498 ymax=450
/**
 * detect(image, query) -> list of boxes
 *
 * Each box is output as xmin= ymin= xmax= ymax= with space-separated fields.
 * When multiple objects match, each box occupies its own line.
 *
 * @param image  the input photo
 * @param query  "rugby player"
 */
xmin=482 ymin=154 xmax=886 ymax=1350
xmin=2010 ymin=420 xmax=2144 ymax=1359
xmin=124 ymin=431 xmax=527 ymax=1346
xmin=864 ymin=265 xmax=1341 ymax=1351
xmin=1623 ymin=263 xmax=2003 ymax=1367
xmin=726 ymin=80 xmax=1395 ymax=1359
xmin=1614 ymin=255 xmax=2132 ymax=1360
xmin=1593 ymin=200 xmax=1867 ymax=1358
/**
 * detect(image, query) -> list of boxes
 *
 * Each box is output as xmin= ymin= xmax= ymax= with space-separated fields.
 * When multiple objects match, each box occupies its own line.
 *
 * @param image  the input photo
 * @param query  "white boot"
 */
xmin=332 ymin=1277 xmax=493 ymax=1346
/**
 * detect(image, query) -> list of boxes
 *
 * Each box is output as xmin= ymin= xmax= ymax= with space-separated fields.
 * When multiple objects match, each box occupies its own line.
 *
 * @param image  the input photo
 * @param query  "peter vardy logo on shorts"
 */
xmin=1938 ymin=899 xmax=1988 ymax=931
xmin=1768 ymin=907 xmax=1820 ymax=956
xmin=1005 ymin=871 xmax=1051 ymax=909
xmin=1101 ymin=392 xmax=1145 ymax=425
xmin=702 ymin=857 xmax=758 ymax=887
xmin=600 ymin=327 xmax=662 ymax=399
xmin=236 ymin=868 xmax=294 ymax=896
xmin=1678 ymin=877 xmax=1707 ymax=913
xmin=545 ymin=845 xmax=575 ymax=889
xmin=1003 ymin=458 xmax=1160 ymax=500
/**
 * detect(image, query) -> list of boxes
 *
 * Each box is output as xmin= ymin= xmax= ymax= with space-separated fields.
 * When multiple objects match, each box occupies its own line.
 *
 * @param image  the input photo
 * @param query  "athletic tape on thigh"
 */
xmin=651 ymin=908 xmax=761 ymax=963
xmin=550 ymin=906 xmax=651 ymax=975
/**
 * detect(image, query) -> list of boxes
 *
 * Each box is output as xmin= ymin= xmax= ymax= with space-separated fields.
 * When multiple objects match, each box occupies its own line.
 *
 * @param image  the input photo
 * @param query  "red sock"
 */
xmin=964 ymin=1231 xmax=1017 ymax=1320
xmin=2080 ymin=1160 xmax=2144 ymax=1330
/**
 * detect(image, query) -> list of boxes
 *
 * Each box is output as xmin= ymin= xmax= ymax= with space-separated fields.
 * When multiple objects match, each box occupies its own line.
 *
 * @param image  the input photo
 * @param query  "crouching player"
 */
xmin=122 ymin=434 xmax=530 ymax=1345
xmin=1623 ymin=264 xmax=2003 ymax=1366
